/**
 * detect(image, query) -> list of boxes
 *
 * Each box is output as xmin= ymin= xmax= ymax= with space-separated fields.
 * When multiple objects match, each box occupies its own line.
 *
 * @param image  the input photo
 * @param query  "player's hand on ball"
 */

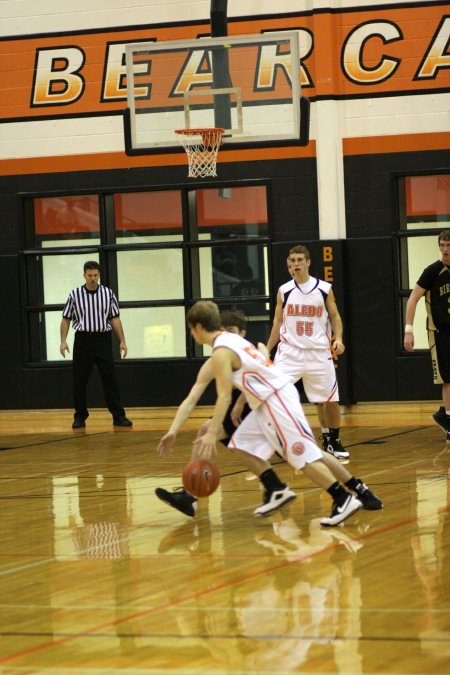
xmin=192 ymin=431 xmax=217 ymax=460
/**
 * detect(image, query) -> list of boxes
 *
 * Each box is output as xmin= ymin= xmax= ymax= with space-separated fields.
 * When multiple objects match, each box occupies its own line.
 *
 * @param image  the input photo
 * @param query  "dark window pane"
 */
xmin=114 ymin=191 xmax=183 ymax=241
xmin=34 ymin=195 xmax=100 ymax=247
xmin=406 ymin=175 xmax=450 ymax=218
xmin=196 ymin=186 xmax=268 ymax=237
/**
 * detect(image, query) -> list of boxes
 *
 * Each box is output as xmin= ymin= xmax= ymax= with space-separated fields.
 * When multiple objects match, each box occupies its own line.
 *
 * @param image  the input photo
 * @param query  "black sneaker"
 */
xmin=72 ymin=416 xmax=86 ymax=429
xmin=320 ymin=494 xmax=362 ymax=527
xmin=353 ymin=479 xmax=383 ymax=510
xmin=324 ymin=438 xmax=350 ymax=460
xmin=113 ymin=415 xmax=133 ymax=427
xmin=432 ymin=407 xmax=450 ymax=435
xmin=321 ymin=433 xmax=330 ymax=451
xmin=155 ymin=487 xmax=197 ymax=517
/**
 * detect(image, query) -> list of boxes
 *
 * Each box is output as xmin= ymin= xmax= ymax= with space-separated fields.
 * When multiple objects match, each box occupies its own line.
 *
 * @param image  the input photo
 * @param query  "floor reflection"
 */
xmin=412 ymin=449 xmax=450 ymax=658
xmin=31 ymin=437 xmax=450 ymax=671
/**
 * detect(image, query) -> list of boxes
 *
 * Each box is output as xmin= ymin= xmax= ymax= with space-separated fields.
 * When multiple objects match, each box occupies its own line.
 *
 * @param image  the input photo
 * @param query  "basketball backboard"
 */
xmin=124 ymin=31 xmax=309 ymax=154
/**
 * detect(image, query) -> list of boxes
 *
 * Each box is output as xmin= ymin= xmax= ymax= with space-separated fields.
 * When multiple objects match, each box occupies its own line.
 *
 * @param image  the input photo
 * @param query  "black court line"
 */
xmin=0 ymin=424 xmax=431 ymax=454
xmin=0 ymin=629 xmax=448 ymax=645
xmin=0 ymin=431 xmax=113 ymax=452
xmin=347 ymin=426 xmax=430 ymax=447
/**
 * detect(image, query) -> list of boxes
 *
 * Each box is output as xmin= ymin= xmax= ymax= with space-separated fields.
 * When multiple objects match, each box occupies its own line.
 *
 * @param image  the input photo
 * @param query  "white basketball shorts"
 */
xmin=228 ymin=383 xmax=322 ymax=470
xmin=274 ymin=343 xmax=339 ymax=403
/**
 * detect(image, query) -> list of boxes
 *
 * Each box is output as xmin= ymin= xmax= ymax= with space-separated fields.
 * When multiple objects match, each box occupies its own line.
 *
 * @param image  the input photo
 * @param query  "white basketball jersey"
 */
xmin=278 ymin=276 xmax=332 ymax=350
xmin=213 ymin=332 xmax=291 ymax=409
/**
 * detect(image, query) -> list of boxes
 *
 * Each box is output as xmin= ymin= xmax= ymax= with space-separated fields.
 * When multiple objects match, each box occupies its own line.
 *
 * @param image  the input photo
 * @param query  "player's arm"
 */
xmin=193 ymin=348 xmax=234 ymax=459
xmin=266 ymin=290 xmax=283 ymax=353
xmin=326 ymin=289 xmax=345 ymax=355
xmin=60 ymin=318 xmax=71 ymax=357
xmin=230 ymin=391 xmax=246 ymax=427
xmin=156 ymin=360 xmax=213 ymax=457
xmin=229 ymin=344 xmax=267 ymax=426
xmin=404 ymin=284 xmax=426 ymax=352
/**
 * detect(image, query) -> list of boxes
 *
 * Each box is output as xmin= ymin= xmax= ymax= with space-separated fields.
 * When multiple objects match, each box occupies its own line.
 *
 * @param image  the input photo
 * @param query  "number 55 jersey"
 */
xmin=278 ymin=276 xmax=332 ymax=351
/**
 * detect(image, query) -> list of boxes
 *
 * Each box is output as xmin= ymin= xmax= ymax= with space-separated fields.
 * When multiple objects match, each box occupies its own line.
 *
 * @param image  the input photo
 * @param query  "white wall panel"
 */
xmin=0 ymin=0 xmax=429 ymax=36
xmin=341 ymin=93 xmax=450 ymax=138
xmin=0 ymin=116 xmax=124 ymax=159
xmin=1 ymin=92 xmax=448 ymax=161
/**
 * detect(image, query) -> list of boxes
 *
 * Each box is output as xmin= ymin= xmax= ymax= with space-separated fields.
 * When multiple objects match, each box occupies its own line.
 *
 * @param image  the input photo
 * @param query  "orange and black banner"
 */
xmin=0 ymin=2 xmax=448 ymax=122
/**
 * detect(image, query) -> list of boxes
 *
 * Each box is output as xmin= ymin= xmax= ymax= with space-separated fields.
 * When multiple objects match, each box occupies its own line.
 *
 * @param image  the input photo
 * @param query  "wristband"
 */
xmin=405 ymin=324 xmax=414 ymax=333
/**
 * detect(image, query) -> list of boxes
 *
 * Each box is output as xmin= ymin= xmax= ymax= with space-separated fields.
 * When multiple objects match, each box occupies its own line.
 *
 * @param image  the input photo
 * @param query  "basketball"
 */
xmin=182 ymin=459 xmax=220 ymax=498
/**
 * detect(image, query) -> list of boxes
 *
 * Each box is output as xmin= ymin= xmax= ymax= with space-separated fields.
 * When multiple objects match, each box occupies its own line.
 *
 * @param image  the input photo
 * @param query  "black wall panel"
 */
xmin=396 ymin=355 xmax=441 ymax=401
xmin=345 ymin=149 xmax=450 ymax=238
xmin=0 ymin=156 xmax=319 ymax=410
xmin=0 ymin=145 xmax=448 ymax=409
xmin=345 ymin=238 xmax=398 ymax=401
xmin=344 ymin=148 xmax=449 ymax=402
xmin=0 ymin=255 xmax=23 ymax=408
xmin=23 ymin=360 xmax=209 ymax=409
xmin=269 ymin=169 xmax=319 ymax=241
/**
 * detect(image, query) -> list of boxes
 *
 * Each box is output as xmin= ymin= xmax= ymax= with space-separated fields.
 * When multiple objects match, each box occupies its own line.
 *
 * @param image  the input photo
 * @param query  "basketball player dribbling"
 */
xmin=155 ymin=310 xmax=290 ymax=517
xmin=156 ymin=301 xmax=382 ymax=525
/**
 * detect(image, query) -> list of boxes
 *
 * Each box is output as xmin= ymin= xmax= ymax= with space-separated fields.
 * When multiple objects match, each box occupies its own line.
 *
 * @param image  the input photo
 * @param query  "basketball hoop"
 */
xmin=175 ymin=128 xmax=224 ymax=178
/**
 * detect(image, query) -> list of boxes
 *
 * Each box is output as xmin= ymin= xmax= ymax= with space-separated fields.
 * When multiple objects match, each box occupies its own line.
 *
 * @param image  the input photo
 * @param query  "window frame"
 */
xmin=396 ymin=170 xmax=450 ymax=353
xmin=21 ymin=180 xmax=272 ymax=365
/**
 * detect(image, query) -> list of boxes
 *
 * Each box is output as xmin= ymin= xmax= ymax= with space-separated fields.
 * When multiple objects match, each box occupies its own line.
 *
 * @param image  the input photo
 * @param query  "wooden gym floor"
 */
xmin=0 ymin=403 xmax=449 ymax=673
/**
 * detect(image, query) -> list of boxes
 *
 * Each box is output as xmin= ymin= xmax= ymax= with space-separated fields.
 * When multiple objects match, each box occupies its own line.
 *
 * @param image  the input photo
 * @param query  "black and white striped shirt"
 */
xmin=62 ymin=285 xmax=120 ymax=332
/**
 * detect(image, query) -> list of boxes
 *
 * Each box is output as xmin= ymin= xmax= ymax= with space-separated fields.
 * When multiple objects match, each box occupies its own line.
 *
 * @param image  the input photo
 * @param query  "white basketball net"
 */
xmin=175 ymin=128 xmax=224 ymax=178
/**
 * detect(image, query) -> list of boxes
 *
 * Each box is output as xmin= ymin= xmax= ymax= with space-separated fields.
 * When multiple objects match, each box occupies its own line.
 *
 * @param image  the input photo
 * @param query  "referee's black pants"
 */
xmin=73 ymin=331 xmax=125 ymax=420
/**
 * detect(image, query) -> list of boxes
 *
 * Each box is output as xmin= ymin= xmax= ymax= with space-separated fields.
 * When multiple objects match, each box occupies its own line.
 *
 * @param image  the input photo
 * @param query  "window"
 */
xmin=398 ymin=174 xmax=450 ymax=349
xmin=23 ymin=184 xmax=270 ymax=362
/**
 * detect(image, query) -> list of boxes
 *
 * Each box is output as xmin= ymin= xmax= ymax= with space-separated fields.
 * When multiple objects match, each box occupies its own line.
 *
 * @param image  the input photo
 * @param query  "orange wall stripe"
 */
xmin=0 ymin=132 xmax=448 ymax=176
xmin=343 ymin=132 xmax=450 ymax=156
xmin=0 ymin=142 xmax=316 ymax=176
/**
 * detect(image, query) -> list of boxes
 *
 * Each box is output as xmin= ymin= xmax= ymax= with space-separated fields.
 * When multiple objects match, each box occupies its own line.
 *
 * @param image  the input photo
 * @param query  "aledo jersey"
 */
xmin=278 ymin=277 xmax=332 ymax=350
xmin=213 ymin=332 xmax=291 ymax=409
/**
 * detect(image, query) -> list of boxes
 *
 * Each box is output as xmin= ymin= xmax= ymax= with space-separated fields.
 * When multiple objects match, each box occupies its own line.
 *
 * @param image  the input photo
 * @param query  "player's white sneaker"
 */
xmin=253 ymin=486 xmax=296 ymax=517
xmin=320 ymin=495 xmax=362 ymax=527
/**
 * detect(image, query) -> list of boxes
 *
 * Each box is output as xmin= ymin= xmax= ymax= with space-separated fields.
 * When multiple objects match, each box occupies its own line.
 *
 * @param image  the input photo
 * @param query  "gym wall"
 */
xmin=0 ymin=0 xmax=448 ymax=408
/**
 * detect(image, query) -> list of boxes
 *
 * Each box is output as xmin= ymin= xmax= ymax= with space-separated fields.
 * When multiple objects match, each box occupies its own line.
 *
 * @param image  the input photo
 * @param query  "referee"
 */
xmin=60 ymin=260 xmax=132 ymax=429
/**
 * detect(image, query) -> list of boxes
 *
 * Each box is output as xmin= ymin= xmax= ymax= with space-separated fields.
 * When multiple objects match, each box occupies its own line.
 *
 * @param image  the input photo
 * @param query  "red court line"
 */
xmin=1 ymin=504 xmax=449 ymax=665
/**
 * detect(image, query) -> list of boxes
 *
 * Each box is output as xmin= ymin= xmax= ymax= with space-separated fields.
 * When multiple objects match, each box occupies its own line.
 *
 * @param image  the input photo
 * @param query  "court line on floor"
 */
xmin=0 ymin=431 xmax=114 ymax=451
xmin=0 ymin=602 xmax=448 ymax=614
xmin=0 ymin=423 xmax=434 ymax=454
xmin=348 ymin=425 xmax=432 ymax=445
